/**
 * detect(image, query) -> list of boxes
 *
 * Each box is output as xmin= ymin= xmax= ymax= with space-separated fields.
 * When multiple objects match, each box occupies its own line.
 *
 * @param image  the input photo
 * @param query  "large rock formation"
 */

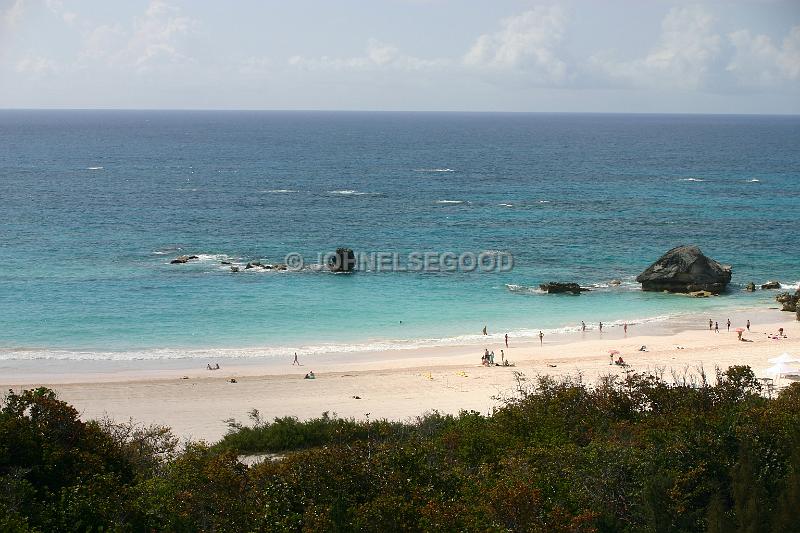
xmin=329 ymin=248 xmax=356 ymax=273
xmin=776 ymin=290 xmax=799 ymax=313
xmin=761 ymin=281 xmax=781 ymax=290
xmin=636 ymin=245 xmax=732 ymax=294
xmin=539 ymin=282 xmax=589 ymax=295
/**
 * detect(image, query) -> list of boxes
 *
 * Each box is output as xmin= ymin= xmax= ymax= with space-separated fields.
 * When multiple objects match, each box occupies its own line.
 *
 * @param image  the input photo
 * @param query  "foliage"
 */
xmin=2 ymin=367 xmax=800 ymax=532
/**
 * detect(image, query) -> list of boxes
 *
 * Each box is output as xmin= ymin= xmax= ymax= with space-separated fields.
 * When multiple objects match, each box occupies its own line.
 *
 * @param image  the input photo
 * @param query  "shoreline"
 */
xmin=2 ymin=307 xmax=797 ymax=442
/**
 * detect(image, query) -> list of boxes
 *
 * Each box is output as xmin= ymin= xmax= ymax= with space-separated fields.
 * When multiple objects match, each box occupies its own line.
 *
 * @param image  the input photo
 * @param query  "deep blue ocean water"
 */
xmin=1 ymin=110 xmax=798 ymax=359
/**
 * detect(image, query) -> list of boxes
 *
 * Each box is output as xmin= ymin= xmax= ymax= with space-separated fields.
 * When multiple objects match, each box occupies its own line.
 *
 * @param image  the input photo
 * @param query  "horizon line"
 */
xmin=0 ymin=107 xmax=798 ymax=117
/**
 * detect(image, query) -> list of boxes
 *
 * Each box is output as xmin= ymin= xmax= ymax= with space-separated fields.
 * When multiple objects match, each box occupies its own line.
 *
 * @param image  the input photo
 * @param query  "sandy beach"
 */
xmin=2 ymin=308 xmax=797 ymax=443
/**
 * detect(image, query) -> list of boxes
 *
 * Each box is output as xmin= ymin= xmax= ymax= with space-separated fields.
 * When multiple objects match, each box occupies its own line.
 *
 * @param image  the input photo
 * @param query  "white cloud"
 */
xmin=591 ymin=6 xmax=721 ymax=90
xmin=15 ymin=54 xmax=57 ymax=76
xmin=80 ymin=0 xmax=196 ymax=72
xmin=288 ymin=39 xmax=446 ymax=71
xmin=727 ymin=25 xmax=800 ymax=87
xmin=462 ymin=5 xmax=568 ymax=83
xmin=1 ymin=0 xmax=26 ymax=28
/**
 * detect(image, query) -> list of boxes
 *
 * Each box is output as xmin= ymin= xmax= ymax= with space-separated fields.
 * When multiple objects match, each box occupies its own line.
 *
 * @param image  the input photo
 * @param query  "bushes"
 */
xmin=2 ymin=372 xmax=800 ymax=531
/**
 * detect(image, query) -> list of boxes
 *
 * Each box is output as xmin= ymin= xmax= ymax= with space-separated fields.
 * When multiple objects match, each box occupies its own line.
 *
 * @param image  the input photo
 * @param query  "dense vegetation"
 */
xmin=2 ymin=366 xmax=799 ymax=532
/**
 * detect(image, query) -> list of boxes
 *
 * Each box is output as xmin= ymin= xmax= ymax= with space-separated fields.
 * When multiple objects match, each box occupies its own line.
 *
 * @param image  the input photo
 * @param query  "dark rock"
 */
xmin=745 ymin=282 xmax=756 ymax=292
xmin=272 ymin=264 xmax=288 ymax=271
xmin=539 ymin=282 xmax=589 ymax=295
xmin=329 ymin=248 xmax=356 ymax=272
xmin=689 ymin=290 xmax=713 ymax=298
xmin=245 ymin=261 xmax=263 ymax=270
xmin=636 ymin=245 xmax=732 ymax=294
xmin=221 ymin=261 xmax=231 ymax=265
xmin=777 ymin=290 xmax=799 ymax=313
xmin=170 ymin=255 xmax=190 ymax=264
xmin=761 ymin=281 xmax=781 ymax=290
xmin=230 ymin=266 xmax=240 ymax=273
xmin=188 ymin=255 xmax=199 ymax=260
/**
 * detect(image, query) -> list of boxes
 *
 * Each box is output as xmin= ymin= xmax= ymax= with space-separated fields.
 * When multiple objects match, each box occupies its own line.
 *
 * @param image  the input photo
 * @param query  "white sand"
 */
xmin=2 ymin=309 xmax=798 ymax=443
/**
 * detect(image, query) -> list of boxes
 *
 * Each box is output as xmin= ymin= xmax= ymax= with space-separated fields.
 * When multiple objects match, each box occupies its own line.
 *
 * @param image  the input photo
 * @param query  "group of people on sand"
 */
xmin=206 ymin=363 xmax=220 ymax=370
xmin=481 ymin=348 xmax=512 ymax=367
xmin=708 ymin=318 xmax=752 ymax=340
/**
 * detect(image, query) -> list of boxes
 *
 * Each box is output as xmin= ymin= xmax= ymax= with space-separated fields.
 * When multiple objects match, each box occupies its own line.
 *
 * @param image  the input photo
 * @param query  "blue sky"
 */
xmin=1 ymin=0 xmax=798 ymax=113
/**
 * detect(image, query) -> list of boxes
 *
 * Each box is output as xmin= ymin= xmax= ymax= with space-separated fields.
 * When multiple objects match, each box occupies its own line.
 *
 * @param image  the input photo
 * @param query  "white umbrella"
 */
xmin=768 ymin=353 xmax=800 ymax=364
xmin=763 ymin=362 xmax=800 ymax=377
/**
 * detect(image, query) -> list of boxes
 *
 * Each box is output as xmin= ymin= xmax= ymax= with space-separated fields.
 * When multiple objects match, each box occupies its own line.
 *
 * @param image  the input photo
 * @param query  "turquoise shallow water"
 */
xmin=0 ymin=111 xmax=798 ymax=359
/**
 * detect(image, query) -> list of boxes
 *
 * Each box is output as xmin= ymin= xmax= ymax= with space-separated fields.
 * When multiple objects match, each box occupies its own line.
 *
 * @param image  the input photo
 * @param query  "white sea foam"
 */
xmin=538 ymin=200 xmax=550 ymax=204
xmin=0 ymin=313 xmax=682 ymax=362
xmin=678 ymin=178 xmax=705 ymax=182
xmin=414 ymin=168 xmax=455 ymax=173
xmin=498 ymin=203 xmax=513 ymax=207
xmin=328 ymin=190 xmax=370 ymax=195
xmin=262 ymin=189 xmax=298 ymax=193
xmin=506 ymin=283 xmax=545 ymax=295
xmin=436 ymin=200 xmax=464 ymax=204
xmin=87 ymin=166 xmax=104 ymax=170
xmin=748 ymin=179 xmax=761 ymax=183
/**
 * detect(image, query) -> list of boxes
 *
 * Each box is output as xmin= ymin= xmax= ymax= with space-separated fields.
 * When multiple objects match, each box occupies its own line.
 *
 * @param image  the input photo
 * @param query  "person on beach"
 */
xmin=599 ymin=322 xmax=603 ymax=332
xmin=709 ymin=319 xmax=713 ymax=331
xmin=737 ymin=331 xmax=743 ymax=341
xmin=779 ymin=327 xmax=784 ymax=337
xmin=483 ymin=325 xmax=487 ymax=335
xmin=215 ymin=363 xmax=219 ymax=370
xmin=489 ymin=350 xmax=495 ymax=365
xmin=292 ymin=352 xmax=299 ymax=365
xmin=500 ymin=349 xmax=505 ymax=364
xmin=715 ymin=322 xmax=719 ymax=333
xmin=538 ymin=331 xmax=544 ymax=345
xmin=727 ymin=318 xmax=731 ymax=332
xmin=505 ymin=333 xmax=508 ymax=348
xmin=207 ymin=364 xmax=212 ymax=370
xmin=609 ymin=354 xmax=614 ymax=365
xmin=624 ymin=323 xmax=628 ymax=335
xmin=581 ymin=321 xmax=586 ymax=332
xmin=747 ymin=320 xmax=751 ymax=331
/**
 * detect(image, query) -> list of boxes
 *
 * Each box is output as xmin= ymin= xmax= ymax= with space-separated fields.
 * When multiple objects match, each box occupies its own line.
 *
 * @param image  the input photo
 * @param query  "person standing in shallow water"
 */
xmin=747 ymin=319 xmax=751 ymax=331
xmin=581 ymin=321 xmax=586 ymax=332
xmin=292 ymin=352 xmax=299 ymax=365
xmin=714 ymin=322 xmax=719 ymax=333
xmin=482 ymin=325 xmax=487 ymax=335
xmin=727 ymin=318 xmax=731 ymax=332
xmin=539 ymin=331 xmax=544 ymax=345
xmin=599 ymin=322 xmax=603 ymax=332
xmin=709 ymin=319 xmax=713 ymax=331
xmin=505 ymin=333 xmax=508 ymax=348
xmin=624 ymin=323 xmax=628 ymax=335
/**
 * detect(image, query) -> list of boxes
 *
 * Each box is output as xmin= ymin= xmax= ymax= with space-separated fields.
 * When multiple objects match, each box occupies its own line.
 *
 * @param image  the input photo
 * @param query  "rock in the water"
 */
xmin=272 ymin=263 xmax=288 ymax=271
xmin=635 ymin=245 xmax=732 ymax=294
xmin=245 ymin=261 xmax=263 ymax=270
xmin=745 ymin=282 xmax=756 ymax=292
xmin=539 ymin=282 xmax=588 ymax=295
xmin=170 ymin=255 xmax=197 ymax=264
xmin=761 ymin=281 xmax=781 ymax=290
xmin=221 ymin=261 xmax=231 ymax=265
xmin=329 ymin=248 xmax=356 ymax=272
xmin=230 ymin=266 xmax=240 ymax=273
xmin=689 ymin=290 xmax=713 ymax=298
xmin=609 ymin=279 xmax=622 ymax=286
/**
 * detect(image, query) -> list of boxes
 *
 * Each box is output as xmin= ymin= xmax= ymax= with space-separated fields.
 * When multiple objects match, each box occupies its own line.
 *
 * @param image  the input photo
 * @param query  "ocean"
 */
xmin=1 ymin=110 xmax=798 ymax=360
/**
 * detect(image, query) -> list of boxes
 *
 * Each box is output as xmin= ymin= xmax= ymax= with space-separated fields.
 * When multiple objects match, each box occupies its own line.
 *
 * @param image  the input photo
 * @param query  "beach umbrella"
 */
xmin=768 ymin=353 xmax=800 ymax=364
xmin=608 ymin=349 xmax=620 ymax=355
xmin=763 ymin=362 xmax=800 ymax=377
xmin=734 ymin=327 xmax=745 ymax=332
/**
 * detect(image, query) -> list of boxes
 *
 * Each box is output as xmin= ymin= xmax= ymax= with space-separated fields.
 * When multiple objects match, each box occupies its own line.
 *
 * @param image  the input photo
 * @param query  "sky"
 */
xmin=1 ymin=0 xmax=799 ymax=113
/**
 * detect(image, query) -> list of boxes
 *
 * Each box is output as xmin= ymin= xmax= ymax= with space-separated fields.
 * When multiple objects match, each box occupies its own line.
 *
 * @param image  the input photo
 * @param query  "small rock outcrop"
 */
xmin=170 ymin=255 xmax=199 ymax=264
xmin=329 ymin=248 xmax=356 ymax=273
xmin=539 ymin=282 xmax=589 ymax=295
xmin=636 ymin=245 xmax=732 ymax=294
xmin=609 ymin=279 xmax=622 ymax=286
xmin=745 ymin=282 xmax=756 ymax=292
xmin=761 ymin=281 xmax=781 ymax=290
